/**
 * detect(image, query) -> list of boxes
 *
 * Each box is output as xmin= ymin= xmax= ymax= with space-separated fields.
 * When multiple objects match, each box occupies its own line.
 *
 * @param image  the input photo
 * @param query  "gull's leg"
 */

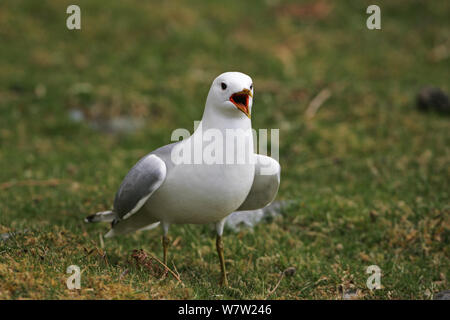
xmin=215 ymin=219 xmax=228 ymax=287
xmin=161 ymin=221 xmax=170 ymax=265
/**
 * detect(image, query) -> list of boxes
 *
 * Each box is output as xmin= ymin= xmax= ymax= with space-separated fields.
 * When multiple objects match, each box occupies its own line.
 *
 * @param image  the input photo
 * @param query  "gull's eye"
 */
xmin=221 ymin=82 xmax=227 ymax=90
xmin=250 ymin=84 xmax=253 ymax=90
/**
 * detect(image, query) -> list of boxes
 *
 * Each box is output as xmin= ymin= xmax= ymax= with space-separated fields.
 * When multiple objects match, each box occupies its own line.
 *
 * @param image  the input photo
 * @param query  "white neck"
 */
xmin=196 ymin=101 xmax=252 ymax=133
xmin=183 ymin=101 xmax=255 ymax=163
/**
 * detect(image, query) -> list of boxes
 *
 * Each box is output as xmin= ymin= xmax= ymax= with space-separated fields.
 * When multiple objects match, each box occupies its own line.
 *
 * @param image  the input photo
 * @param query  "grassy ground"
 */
xmin=0 ymin=0 xmax=449 ymax=299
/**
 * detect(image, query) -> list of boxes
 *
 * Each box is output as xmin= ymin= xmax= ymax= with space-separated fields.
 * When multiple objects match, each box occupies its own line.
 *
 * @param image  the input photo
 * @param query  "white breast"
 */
xmin=147 ymin=161 xmax=255 ymax=224
xmin=144 ymin=128 xmax=255 ymax=224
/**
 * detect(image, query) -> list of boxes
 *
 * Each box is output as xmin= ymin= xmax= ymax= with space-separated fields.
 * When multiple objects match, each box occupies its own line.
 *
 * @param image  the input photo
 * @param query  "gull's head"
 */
xmin=206 ymin=72 xmax=253 ymax=118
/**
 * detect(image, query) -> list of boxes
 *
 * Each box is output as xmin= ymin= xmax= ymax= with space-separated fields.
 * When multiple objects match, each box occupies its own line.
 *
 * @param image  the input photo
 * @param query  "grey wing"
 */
xmin=113 ymin=154 xmax=167 ymax=220
xmin=237 ymin=154 xmax=281 ymax=211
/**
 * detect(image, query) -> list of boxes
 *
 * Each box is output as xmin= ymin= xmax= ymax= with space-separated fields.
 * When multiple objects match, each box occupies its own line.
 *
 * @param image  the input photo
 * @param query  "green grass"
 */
xmin=0 ymin=0 xmax=449 ymax=299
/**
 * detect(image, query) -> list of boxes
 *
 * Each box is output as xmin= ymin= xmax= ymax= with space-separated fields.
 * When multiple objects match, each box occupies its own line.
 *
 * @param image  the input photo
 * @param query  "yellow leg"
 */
xmin=162 ymin=235 xmax=170 ymax=265
xmin=216 ymin=235 xmax=228 ymax=287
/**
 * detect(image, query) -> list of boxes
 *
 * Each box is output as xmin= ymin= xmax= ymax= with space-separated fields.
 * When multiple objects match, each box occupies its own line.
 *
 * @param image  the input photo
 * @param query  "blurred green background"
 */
xmin=0 ymin=0 xmax=448 ymax=299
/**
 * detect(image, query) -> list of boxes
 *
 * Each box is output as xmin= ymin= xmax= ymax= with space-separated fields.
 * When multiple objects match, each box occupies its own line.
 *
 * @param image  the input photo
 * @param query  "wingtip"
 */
xmin=84 ymin=215 xmax=95 ymax=223
xmin=84 ymin=211 xmax=115 ymax=223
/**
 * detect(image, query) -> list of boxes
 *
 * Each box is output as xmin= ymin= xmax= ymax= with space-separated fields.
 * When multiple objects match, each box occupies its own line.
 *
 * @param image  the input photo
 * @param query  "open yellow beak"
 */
xmin=230 ymin=89 xmax=252 ymax=118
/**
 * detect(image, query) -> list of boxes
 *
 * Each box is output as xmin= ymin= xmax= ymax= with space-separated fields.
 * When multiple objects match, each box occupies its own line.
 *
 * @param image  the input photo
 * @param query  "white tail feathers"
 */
xmin=104 ymin=228 xmax=115 ymax=238
xmin=104 ymin=221 xmax=160 ymax=238
xmin=137 ymin=222 xmax=160 ymax=232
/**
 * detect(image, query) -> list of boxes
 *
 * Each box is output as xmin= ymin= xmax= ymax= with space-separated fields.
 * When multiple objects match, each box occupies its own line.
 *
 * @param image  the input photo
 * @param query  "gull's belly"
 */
xmin=143 ymin=163 xmax=255 ymax=224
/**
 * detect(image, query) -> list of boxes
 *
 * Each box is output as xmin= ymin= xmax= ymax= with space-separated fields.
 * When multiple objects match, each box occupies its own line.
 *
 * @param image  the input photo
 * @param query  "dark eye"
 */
xmin=221 ymin=82 xmax=227 ymax=90
xmin=250 ymin=84 xmax=253 ymax=90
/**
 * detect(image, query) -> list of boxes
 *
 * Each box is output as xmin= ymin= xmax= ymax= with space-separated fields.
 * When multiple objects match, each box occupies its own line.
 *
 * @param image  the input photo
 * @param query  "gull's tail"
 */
xmin=84 ymin=210 xmax=115 ymax=223
xmin=104 ymin=221 xmax=160 ymax=238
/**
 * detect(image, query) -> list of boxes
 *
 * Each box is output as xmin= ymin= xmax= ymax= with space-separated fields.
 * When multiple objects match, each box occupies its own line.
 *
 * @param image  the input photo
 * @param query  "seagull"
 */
xmin=85 ymin=72 xmax=280 ymax=286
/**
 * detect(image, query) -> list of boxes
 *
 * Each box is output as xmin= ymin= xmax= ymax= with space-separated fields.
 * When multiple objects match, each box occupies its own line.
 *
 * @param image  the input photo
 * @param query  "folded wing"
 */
xmin=113 ymin=154 xmax=167 ymax=220
xmin=237 ymin=154 xmax=280 ymax=211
